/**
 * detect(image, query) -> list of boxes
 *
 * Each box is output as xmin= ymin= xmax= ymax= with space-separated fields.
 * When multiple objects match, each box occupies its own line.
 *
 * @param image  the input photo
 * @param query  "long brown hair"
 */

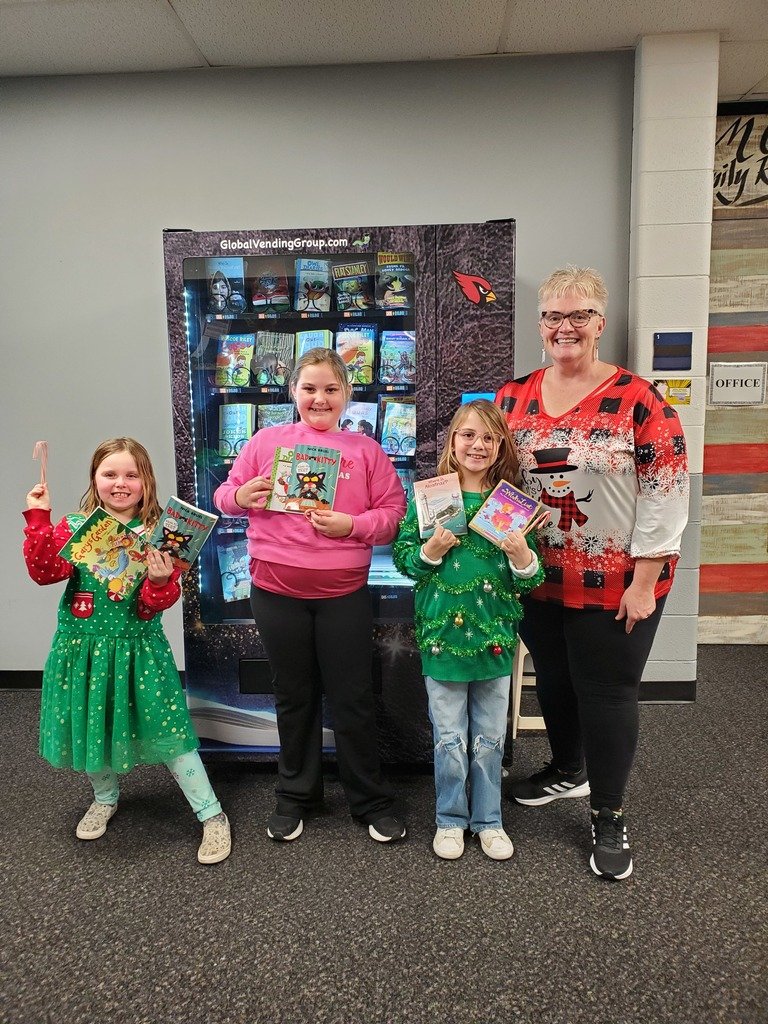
xmin=79 ymin=438 xmax=162 ymax=530
xmin=437 ymin=400 xmax=518 ymax=490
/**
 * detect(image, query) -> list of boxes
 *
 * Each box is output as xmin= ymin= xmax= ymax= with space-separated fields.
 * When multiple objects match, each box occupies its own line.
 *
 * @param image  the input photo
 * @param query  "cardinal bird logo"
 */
xmin=452 ymin=270 xmax=497 ymax=305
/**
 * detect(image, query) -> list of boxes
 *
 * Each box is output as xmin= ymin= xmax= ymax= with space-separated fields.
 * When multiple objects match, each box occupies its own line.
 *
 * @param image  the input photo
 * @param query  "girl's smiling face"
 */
xmin=291 ymin=363 xmax=348 ymax=431
xmin=94 ymin=451 xmax=143 ymax=522
xmin=451 ymin=409 xmax=501 ymax=490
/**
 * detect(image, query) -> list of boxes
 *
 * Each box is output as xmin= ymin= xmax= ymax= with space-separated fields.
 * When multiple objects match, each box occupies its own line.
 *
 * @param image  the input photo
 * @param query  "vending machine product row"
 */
xmin=162 ymin=220 xmax=516 ymax=762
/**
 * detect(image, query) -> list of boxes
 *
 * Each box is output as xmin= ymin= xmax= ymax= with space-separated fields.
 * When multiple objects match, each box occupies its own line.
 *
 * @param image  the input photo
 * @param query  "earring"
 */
xmin=541 ymin=347 xmax=547 ymax=365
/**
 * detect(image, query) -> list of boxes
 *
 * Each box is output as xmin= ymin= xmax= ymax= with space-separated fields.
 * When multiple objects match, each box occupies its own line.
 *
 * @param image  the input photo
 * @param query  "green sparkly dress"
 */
xmin=393 ymin=491 xmax=545 ymax=682
xmin=23 ymin=509 xmax=199 ymax=774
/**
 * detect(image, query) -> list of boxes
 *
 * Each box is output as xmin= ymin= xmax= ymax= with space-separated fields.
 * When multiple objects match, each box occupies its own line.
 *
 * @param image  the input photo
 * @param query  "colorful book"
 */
xmin=375 ymin=252 xmax=415 ymax=310
xmin=413 ymin=473 xmax=467 ymax=540
xmin=148 ymin=496 xmax=218 ymax=572
xmin=58 ymin=508 xmax=146 ymax=601
xmin=295 ymin=329 xmax=333 ymax=359
xmin=251 ymin=331 xmax=294 ymax=386
xmin=216 ymin=539 xmax=251 ymax=603
xmin=378 ymin=330 xmax=416 ymax=383
xmin=396 ymin=467 xmax=415 ymax=503
xmin=332 ymin=258 xmax=376 ymax=312
xmin=293 ymin=258 xmax=332 ymax=312
xmin=258 ymin=403 xmax=295 ymax=429
xmin=379 ymin=396 xmax=416 ymax=456
xmin=204 ymin=257 xmax=247 ymax=315
xmin=218 ymin=403 xmax=255 ymax=458
xmin=468 ymin=479 xmax=542 ymax=545
xmin=214 ymin=334 xmax=255 ymax=387
xmin=266 ymin=443 xmax=341 ymax=514
xmin=247 ymin=255 xmax=291 ymax=313
xmin=342 ymin=401 xmax=378 ymax=438
xmin=335 ymin=323 xmax=377 ymax=385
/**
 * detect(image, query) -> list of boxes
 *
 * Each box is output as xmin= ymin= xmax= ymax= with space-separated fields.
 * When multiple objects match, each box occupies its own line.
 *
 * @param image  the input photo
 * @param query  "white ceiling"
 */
xmin=0 ymin=0 xmax=766 ymax=101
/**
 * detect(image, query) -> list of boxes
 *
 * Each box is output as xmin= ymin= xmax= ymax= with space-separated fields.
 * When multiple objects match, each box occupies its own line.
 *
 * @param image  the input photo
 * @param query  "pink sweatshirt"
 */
xmin=213 ymin=422 xmax=406 ymax=572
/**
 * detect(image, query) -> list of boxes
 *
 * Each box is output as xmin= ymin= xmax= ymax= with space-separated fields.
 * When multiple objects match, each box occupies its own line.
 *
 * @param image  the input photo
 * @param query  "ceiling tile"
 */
xmin=718 ymin=40 xmax=768 ymax=101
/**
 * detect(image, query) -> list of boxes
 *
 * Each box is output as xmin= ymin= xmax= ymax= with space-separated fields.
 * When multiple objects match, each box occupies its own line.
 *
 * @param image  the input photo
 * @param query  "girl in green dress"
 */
xmin=393 ymin=401 xmax=545 ymax=862
xmin=23 ymin=437 xmax=231 ymax=864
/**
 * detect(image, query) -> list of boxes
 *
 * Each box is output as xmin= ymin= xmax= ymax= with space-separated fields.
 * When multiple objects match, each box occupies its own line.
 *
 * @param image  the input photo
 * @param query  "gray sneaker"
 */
xmin=76 ymin=801 xmax=117 ymax=840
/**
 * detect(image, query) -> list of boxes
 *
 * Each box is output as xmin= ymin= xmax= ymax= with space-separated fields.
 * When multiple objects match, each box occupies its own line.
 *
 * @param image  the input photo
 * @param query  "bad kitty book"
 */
xmin=267 ymin=444 xmax=341 ymax=513
xmin=58 ymin=508 xmax=147 ymax=600
xmin=468 ymin=480 xmax=542 ymax=545
xmin=413 ymin=473 xmax=467 ymax=540
xmin=148 ymin=496 xmax=218 ymax=572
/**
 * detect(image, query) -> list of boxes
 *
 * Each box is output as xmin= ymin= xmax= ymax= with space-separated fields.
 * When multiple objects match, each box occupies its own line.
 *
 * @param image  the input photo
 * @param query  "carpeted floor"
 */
xmin=1 ymin=645 xmax=766 ymax=1024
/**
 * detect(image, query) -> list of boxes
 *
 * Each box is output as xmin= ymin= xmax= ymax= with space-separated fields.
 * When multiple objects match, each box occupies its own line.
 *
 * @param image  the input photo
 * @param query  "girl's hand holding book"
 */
xmin=146 ymin=547 xmax=174 ymax=586
xmin=26 ymin=483 xmax=51 ymax=510
xmin=500 ymin=529 xmax=534 ymax=571
xmin=422 ymin=524 xmax=460 ymax=561
xmin=235 ymin=476 xmax=272 ymax=510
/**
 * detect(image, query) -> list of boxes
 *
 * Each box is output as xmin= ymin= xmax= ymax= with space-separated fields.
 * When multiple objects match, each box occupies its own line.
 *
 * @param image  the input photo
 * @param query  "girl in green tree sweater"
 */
xmin=393 ymin=400 xmax=544 ymax=861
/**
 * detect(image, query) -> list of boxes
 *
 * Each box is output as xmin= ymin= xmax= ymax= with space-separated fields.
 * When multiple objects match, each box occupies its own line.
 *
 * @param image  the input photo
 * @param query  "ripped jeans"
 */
xmin=424 ymin=675 xmax=510 ymax=833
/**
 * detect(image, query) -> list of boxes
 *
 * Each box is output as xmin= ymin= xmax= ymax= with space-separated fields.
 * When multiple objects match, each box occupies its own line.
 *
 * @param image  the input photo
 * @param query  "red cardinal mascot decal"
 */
xmin=452 ymin=270 xmax=497 ymax=305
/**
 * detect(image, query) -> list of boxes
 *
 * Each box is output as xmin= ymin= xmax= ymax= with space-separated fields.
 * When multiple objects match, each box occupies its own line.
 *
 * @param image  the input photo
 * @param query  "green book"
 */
xmin=58 ymin=508 xmax=146 ymax=600
xmin=266 ymin=443 xmax=341 ymax=513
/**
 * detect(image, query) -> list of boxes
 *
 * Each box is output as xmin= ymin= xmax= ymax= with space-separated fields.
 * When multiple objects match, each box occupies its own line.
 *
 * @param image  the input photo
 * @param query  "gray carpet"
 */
xmin=1 ymin=645 xmax=766 ymax=1024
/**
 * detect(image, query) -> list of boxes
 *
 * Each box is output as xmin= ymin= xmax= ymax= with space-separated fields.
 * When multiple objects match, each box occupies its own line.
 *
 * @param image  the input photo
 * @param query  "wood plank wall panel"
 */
xmin=702 ymin=108 xmax=768 ymax=644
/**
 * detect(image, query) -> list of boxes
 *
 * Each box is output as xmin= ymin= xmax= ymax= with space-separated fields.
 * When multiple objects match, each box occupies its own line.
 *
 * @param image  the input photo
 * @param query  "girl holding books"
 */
xmin=393 ymin=400 xmax=544 ymax=861
xmin=214 ymin=348 xmax=407 ymax=845
xmin=23 ymin=438 xmax=231 ymax=864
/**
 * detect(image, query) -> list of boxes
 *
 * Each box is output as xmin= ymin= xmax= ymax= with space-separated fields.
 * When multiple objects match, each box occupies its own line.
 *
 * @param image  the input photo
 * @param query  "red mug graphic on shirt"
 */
xmin=136 ymin=597 xmax=156 ymax=621
xmin=71 ymin=592 xmax=94 ymax=618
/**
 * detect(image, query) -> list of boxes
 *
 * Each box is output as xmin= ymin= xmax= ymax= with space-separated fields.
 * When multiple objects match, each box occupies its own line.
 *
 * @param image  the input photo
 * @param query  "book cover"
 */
xmin=335 ymin=323 xmax=376 ymax=385
xmin=251 ymin=331 xmax=295 ymax=386
xmin=257 ymin=403 xmax=295 ymax=429
xmin=468 ymin=479 xmax=542 ymax=545
xmin=246 ymin=255 xmax=291 ymax=313
xmin=58 ymin=508 xmax=146 ymax=601
xmin=204 ymin=257 xmax=247 ymax=316
xmin=293 ymin=258 xmax=332 ymax=312
xmin=148 ymin=496 xmax=219 ymax=572
xmin=295 ymin=329 xmax=333 ymax=359
xmin=218 ymin=403 xmax=255 ymax=458
xmin=214 ymin=334 xmax=255 ymax=387
xmin=413 ymin=473 xmax=467 ymax=539
xmin=378 ymin=330 xmax=416 ymax=384
xmin=395 ymin=467 xmax=415 ymax=503
xmin=266 ymin=444 xmax=341 ymax=514
xmin=216 ymin=539 xmax=251 ymax=603
xmin=332 ymin=258 xmax=376 ymax=312
xmin=379 ymin=396 xmax=416 ymax=456
xmin=342 ymin=400 xmax=377 ymax=438
xmin=375 ymin=252 xmax=415 ymax=310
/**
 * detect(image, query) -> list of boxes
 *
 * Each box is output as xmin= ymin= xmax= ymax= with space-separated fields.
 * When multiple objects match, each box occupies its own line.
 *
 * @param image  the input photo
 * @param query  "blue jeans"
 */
xmin=425 ymin=675 xmax=510 ymax=833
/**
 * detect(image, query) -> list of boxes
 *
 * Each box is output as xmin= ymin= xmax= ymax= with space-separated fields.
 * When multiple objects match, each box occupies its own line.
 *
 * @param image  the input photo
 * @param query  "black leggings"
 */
xmin=519 ymin=596 xmax=666 ymax=810
xmin=250 ymin=585 xmax=394 ymax=822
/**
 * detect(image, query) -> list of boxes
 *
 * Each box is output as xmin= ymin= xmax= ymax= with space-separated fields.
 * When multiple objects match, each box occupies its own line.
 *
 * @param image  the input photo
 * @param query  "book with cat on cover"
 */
xmin=266 ymin=443 xmax=341 ymax=514
xmin=58 ymin=508 xmax=147 ymax=600
xmin=468 ymin=479 xmax=542 ymax=545
xmin=413 ymin=473 xmax=467 ymax=540
xmin=148 ymin=496 xmax=218 ymax=572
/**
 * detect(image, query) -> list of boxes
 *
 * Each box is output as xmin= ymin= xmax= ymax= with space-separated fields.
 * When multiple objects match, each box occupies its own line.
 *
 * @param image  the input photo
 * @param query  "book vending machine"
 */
xmin=162 ymin=220 xmax=515 ymax=762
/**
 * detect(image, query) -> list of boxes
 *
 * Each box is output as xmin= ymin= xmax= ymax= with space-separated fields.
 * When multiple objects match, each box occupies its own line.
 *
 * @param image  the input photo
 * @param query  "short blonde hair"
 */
xmin=437 ymin=400 xmax=517 ymax=490
xmin=290 ymin=347 xmax=352 ymax=403
xmin=79 ymin=437 xmax=162 ymax=530
xmin=538 ymin=266 xmax=608 ymax=313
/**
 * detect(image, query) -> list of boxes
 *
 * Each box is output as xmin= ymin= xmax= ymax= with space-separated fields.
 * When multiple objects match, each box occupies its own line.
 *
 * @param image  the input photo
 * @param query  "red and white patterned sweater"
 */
xmin=496 ymin=367 xmax=689 ymax=610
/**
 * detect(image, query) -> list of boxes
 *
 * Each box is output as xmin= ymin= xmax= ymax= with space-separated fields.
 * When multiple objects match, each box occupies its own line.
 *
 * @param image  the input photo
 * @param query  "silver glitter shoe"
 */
xmin=198 ymin=812 xmax=231 ymax=864
xmin=76 ymin=801 xmax=117 ymax=840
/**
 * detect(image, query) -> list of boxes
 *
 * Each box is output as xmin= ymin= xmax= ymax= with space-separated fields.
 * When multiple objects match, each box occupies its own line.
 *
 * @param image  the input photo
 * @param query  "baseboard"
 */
xmin=639 ymin=679 xmax=696 ymax=701
xmin=1 ymin=670 xmax=186 ymax=690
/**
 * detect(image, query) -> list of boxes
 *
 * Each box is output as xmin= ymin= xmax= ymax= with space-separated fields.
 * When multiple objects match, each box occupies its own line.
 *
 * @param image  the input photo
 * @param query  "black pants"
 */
xmin=519 ymin=596 xmax=666 ymax=810
xmin=250 ymin=585 xmax=394 ymax=822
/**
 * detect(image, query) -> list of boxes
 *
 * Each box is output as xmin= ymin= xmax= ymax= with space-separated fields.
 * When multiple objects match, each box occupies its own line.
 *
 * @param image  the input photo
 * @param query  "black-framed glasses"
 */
xmin=540 ymin=309 xmax=601 ymax=328
xmin=454 ymin=428 xmax=502 ymax=447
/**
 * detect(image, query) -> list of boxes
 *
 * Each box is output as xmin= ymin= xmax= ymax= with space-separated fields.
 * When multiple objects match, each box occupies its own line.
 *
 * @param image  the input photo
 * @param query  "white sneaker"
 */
xmin=76 ymin=801 xmax=117 ymax=840
xmin=478 ymin=827 xmax=514 ymax=861
xmin=198 ymin=812 xmax=232 ymax=864
xmin=432 ymin=827 xmax=465 ymax=860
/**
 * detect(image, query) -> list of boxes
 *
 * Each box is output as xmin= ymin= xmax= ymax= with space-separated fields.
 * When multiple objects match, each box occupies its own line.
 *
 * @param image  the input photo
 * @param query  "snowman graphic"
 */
xmin=530 ymin=447 xmax=593 ymax=531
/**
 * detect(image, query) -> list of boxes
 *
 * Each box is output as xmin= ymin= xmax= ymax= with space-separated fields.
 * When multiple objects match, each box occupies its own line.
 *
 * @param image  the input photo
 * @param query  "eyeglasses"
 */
xmin=454 ymin=429 xmax=502 ymax=447
xmin=540 ymin=309 xmax=602 ymax=328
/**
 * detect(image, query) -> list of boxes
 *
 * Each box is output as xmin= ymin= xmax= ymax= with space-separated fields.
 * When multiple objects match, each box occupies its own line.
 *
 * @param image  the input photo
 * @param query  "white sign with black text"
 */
xmin=708 ymin=362 xmax=767 ymax=406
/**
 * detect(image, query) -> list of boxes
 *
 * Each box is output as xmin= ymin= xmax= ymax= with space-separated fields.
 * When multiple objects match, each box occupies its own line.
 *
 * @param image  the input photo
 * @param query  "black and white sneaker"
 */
xmin=510 ymin=761 xmax=590 ymax=805
xmin=590 ymin=808 xmax=633 ymax=880
xmin=267 ymin=811 xmax=304 ymax=842
xmin=368 ymin=815 xmax=406 ymax=843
